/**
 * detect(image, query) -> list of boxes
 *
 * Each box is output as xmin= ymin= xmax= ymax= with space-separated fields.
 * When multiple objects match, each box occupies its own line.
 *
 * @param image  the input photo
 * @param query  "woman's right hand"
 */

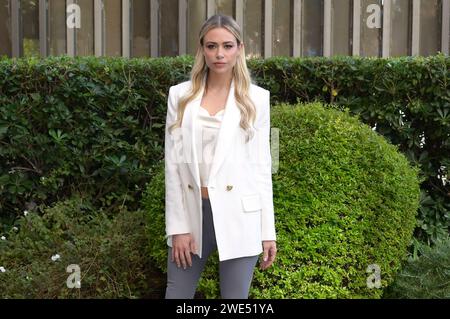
xmin=171 ymin=233 xmax=197 ymax=269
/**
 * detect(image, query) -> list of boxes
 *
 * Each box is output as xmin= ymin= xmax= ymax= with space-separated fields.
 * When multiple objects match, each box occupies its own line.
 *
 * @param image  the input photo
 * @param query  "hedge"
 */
xmin=0 ymin=55 xmax=447 ymax=244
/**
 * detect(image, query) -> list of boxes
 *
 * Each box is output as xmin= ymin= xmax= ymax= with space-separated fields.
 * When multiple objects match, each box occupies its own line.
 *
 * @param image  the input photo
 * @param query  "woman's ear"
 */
xmin=238 ymin=42 xmax=244 ymax=56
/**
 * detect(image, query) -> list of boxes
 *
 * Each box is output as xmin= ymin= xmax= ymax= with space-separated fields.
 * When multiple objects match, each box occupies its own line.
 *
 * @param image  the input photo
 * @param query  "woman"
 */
xmin=164 ymin=14 xmax=276 ymax=299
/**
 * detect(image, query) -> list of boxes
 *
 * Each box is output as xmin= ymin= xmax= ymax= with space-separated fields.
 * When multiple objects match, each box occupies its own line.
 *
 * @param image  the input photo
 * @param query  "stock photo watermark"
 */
xmin=366 ymin=264 xmax=382 ymax=289
xmin=66 ymin=4 xmax=81 ymax=29
xmin=64 ymin=2 xmax=383 ymax=30
xmin=66 ymin=264 xmax=81 ymax=289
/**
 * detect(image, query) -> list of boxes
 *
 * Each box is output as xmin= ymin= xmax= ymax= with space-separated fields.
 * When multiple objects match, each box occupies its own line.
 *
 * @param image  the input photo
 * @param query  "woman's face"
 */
xmin=202 ymin=27 xmax=243 ymax=76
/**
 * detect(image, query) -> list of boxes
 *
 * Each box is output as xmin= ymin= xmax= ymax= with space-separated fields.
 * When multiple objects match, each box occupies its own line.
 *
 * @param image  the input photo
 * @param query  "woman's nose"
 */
xmin=216 ymin=48 xmax=224 ymax=58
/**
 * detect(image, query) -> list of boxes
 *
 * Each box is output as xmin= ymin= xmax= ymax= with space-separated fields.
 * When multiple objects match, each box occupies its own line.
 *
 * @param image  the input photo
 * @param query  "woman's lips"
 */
xmin=214 ymin=63 xmax=226 ymax=67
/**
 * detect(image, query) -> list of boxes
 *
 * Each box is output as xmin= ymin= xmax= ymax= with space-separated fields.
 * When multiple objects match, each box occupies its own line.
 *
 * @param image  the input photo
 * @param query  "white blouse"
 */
xmin=196 ymin=106 xmax=225 ymax=187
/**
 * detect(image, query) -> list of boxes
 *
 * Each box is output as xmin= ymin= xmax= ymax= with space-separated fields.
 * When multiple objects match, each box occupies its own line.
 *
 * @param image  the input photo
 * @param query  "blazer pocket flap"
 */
xmin=241 ymin=194 xmax=262 ymax=212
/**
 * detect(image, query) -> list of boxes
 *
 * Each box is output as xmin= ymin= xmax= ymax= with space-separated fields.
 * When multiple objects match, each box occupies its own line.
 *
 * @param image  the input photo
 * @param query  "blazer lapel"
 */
xmin=181 ymin=78 xmax=240 ymax=188
xmin=208 ymin=79 xmax=240 ymax=185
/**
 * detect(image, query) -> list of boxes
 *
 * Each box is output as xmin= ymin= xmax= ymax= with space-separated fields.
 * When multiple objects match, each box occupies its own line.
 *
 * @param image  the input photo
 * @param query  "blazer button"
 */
xmin=226 ymin=185 xmax=233 ymax=191
xmin=188 ymin=184 xmax=193 ymax=190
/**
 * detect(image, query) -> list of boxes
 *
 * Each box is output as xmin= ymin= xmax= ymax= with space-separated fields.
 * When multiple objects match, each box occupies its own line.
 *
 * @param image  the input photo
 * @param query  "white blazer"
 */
xmin=164 ymin=78 xmax=276 ymax=261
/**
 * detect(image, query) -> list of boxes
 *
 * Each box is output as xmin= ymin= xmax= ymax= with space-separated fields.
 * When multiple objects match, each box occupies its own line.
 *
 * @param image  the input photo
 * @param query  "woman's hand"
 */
xmin=260 ymin=240 xmax=277 ymax=270
xmin=171 ymin=233 xmax=197 ymax=269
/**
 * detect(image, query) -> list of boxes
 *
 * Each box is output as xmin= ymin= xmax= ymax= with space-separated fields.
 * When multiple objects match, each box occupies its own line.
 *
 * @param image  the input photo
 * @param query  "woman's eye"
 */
xmin=206 ymin=45 xmax=233 ymax=49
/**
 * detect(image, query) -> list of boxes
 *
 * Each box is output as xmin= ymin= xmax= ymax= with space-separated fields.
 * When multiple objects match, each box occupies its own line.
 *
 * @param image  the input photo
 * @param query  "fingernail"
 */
xmin=264 ymin=257 xmax=268 ymax=262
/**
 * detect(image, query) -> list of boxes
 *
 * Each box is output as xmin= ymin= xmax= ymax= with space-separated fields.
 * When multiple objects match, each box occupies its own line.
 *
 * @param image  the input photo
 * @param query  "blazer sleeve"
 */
xmin=164 ymin=85 xmax=191 ymax=237
xmin=255 ymin=89 xmax=277 ymax=241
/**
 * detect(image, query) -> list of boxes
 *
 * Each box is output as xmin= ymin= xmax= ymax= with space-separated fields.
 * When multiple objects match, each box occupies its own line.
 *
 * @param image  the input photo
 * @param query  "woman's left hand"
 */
xmin=260 ymin=240 xmax=277 ymax=270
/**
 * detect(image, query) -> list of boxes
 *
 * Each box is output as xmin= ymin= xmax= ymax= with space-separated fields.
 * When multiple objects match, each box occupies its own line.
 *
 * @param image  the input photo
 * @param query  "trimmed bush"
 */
xmin=1 ymin=55 xmax=448 ymax=245
xmin=0 ymin=56 xmax=180 ymax=224
xmin=253 ymin=55 xmax=450 ymax=247
xmin=143 ymin=102 xmax=421 ymax=298
xmin=384 ymin=237 xmax=450 ymax=298
xmin=0 ymin=196 xmax=164 ymax=298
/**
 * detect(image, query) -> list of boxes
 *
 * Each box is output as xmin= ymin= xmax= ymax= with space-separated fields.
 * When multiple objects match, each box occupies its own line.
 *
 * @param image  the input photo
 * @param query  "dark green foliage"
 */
xmin=0 ymin=56 xmax=190 ymax=225
xmin=143 ymin=103 xmax=421 ymax=298
xmin=0 ymin=196 xmax=164 ymax=298
xmin=1 ymin=55 xmax=447 ymax=245
xmin=384 ymin=237 xmax=450 ymax=298
xmin=249 ymin=55 xmax=450 ymax=244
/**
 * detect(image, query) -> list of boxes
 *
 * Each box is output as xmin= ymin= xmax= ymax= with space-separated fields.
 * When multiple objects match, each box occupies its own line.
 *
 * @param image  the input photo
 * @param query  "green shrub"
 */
xmin=1 ymin=55 xmax=448 ymax=245
xmin=384 ymin=237 xmax=450 ymax=298
xmin=143 ymin=102 xmax=421 ymax=298
xmin=0 ymin=196 xmax=164 ymax=298
xmin=254 ymin=55 xmax=450 ymax=245
xmin=0 ymin=56 xmax=183 ymax=223
xmin=1 ymin=54 xmax=442 ymax=298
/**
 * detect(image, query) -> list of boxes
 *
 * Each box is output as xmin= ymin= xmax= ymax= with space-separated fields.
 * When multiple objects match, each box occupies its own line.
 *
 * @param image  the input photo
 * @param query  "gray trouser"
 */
xmin=165 ymin=197 xmax=259 ymax=299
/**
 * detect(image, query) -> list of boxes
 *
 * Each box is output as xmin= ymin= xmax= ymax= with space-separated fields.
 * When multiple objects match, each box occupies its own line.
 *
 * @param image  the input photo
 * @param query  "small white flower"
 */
xmin=24 ymin=210 xmax=29 ymax=216
xmin=0 ymin=267 xmax=6 ymax=273
xmin=12 ymin=227 xmax=18 ymax=232
xmin=51 ymin=254 xmax=61 ymax=262
xmin=1 ymin=236 xmax=5 ymax=240
xmin=26 ymin=276 xmax=31 ymax=280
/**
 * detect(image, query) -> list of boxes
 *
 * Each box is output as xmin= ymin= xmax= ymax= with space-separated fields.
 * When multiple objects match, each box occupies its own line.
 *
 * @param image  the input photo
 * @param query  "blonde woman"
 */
xmin=164 ymin=14 xmax=276 ymax=299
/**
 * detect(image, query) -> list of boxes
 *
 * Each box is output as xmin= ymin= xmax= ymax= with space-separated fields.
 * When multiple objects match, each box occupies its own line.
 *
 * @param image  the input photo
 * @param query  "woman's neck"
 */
xmin=205 ymin=72 xmax=233 ymax=93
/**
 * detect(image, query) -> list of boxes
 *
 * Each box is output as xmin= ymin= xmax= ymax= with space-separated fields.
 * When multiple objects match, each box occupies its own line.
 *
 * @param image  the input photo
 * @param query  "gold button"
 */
xmin=226 ymin=185 xmax=233 ymax=191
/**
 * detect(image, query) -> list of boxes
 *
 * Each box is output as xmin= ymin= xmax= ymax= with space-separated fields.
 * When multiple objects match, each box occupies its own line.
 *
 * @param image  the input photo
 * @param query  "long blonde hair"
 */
xmin=169 ymin=14 xmax=256 ymax=142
